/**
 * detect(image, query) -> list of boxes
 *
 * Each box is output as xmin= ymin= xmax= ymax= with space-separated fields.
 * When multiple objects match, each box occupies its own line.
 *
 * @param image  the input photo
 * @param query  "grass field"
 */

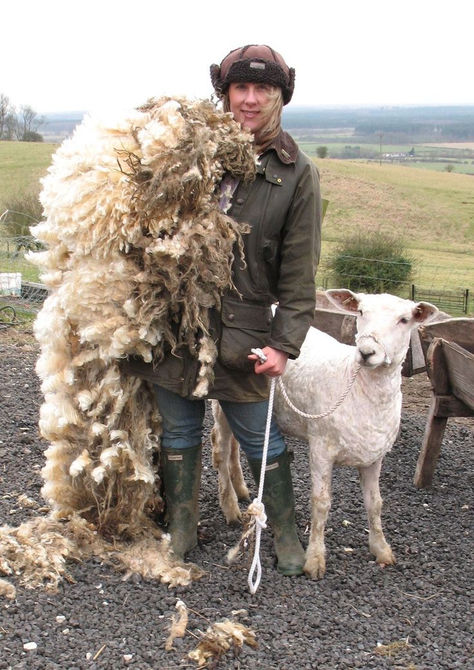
xmin=0 ymin=141 xmax=58 ymax=210
xmin=0 ymin=141 xmax=473 ymax=312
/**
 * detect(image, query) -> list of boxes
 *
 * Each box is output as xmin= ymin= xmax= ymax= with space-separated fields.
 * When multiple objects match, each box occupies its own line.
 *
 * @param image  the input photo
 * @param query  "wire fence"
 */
xmin=0 ymin=209 xmax=47 ymax=327
xmin=1 ymin=235 xmax=472 ymax=328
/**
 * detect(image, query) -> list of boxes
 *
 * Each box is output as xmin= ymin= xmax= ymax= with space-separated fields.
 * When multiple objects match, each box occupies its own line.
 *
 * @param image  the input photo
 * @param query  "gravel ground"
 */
xmin=0 ymin=329 xmax=473 ymax=670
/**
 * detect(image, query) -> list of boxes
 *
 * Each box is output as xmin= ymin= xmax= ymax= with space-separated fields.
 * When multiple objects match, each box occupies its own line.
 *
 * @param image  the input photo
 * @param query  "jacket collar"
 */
xmin=259 ymin=129 xmax=298 ymax=165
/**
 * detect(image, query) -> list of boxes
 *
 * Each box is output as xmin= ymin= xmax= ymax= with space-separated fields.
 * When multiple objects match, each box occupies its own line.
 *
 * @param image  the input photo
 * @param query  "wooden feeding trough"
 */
xmin=414 ymin=318 xmax=474 ymax=488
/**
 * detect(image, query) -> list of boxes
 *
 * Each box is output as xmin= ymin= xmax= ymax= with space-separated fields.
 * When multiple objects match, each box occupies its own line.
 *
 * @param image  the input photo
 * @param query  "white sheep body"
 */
xmin=275 ymin=327 xmax=402 ymax=468
xmin=212 ymin=290 xmax=438 ymax=579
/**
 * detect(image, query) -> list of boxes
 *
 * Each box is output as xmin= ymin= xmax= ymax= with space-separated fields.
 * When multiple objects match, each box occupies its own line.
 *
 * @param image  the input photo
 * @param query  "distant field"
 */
xmin=297 ymin=141 xmax=474 ymax=174
xmin=423 ymin=142 xmax=474 ymax=150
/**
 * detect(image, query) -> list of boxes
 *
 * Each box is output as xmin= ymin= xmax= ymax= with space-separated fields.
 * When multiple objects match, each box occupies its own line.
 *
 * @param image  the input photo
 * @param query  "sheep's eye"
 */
xmin=399 ymin=317 xmax=409 ymax=324
xmin=358 ymin=309 xmax=363 ymax=316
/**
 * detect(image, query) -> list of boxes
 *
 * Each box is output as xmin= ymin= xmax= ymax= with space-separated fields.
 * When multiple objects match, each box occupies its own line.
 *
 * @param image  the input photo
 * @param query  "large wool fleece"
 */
xmin=27 ymin=97 xmax=255 ymax=559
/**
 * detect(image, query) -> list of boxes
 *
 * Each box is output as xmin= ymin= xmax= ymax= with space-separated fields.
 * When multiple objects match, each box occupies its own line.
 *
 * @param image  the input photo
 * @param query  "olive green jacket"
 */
xmin=125 ymin=130 xmax=322 ymax=401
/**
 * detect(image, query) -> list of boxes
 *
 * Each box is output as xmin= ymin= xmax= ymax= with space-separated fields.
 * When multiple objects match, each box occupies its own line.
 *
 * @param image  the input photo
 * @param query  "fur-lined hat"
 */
xmin=210 ymin=44 xmax=295 ymax=105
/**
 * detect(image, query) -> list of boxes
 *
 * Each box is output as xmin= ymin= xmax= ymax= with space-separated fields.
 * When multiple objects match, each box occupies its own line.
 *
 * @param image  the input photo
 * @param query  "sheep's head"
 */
xmin=325 ymin=289 xmax=439 ymax=369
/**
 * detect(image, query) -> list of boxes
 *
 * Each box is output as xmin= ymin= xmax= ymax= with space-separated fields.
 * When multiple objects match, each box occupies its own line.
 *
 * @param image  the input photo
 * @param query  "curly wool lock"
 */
xmin=28 ymin=97 xmax=255 ymax=553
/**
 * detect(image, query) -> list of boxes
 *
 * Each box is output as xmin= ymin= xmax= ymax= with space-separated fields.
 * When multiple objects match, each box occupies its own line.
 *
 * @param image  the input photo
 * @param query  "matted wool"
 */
xmin=17 ymin=97 xmax=256 ymax=586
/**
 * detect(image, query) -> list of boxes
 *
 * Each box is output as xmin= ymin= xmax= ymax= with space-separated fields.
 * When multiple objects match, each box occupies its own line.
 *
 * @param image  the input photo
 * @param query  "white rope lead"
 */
xmin=247 ymin=375 xmax=276 ymax=594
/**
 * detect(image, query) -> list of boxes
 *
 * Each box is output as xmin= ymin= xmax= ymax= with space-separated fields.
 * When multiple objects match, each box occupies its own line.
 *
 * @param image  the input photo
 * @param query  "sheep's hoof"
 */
xmin=375 ymin=546 xmax=396 ymax=567
xmin=236 ymin=487 xmax=250 ymax=502
xmin=225 ymin=516 xmax=242 ymax=527
xmin=303 ymin=555 xmax=326 ymax=580
xmin=222 ymin=505 xmax=242 ymax=525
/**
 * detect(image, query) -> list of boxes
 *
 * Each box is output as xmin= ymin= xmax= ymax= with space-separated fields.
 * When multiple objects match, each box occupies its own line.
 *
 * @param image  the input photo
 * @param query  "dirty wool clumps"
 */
xmin=21 ymin=97 xmax=255 ymax=584
xmin=0 ymin=516 xmax=95 ymax=591
xmin=164 ymin=599 xmax=257 ymax=666
xmin=0 ymin=516 xmax=205 ymax=593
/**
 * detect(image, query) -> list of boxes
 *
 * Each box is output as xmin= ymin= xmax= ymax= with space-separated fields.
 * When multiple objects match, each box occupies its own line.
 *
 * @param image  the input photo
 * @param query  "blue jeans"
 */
xmin=154 ymin=385 xmax=286 ymax=461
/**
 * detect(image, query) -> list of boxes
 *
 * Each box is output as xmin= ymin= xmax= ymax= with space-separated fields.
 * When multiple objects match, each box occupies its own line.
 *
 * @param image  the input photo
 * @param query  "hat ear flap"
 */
xmin=286 ymin=67 xmax=295 ymax=104
xmin=210 ymin=64 xmax=222 ymax=95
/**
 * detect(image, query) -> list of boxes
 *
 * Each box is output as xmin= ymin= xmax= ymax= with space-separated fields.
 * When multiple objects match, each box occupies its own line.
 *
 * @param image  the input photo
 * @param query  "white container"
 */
xmin=0 ymin=272 xmax=22 ymax=296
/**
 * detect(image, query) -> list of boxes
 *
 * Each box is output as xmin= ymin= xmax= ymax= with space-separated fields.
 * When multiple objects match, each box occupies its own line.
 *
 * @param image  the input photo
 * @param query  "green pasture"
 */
xmin=0 ymin=141 xmax=57 ymax=209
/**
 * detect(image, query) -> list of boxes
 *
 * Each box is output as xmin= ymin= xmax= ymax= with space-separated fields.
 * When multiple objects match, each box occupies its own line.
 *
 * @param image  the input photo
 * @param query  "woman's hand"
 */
xmin=248 ymin=346 xmax=289 ymax=377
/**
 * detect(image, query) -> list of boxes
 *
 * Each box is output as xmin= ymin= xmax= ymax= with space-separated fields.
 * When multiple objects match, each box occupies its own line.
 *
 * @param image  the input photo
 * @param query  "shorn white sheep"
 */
xmin=212 ymin=290 xmax=438 ymax=578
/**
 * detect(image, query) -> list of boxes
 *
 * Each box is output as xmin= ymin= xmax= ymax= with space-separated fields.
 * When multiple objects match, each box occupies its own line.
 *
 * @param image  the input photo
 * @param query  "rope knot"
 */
xmin=248 ymin=499 xmax=267 ymax=529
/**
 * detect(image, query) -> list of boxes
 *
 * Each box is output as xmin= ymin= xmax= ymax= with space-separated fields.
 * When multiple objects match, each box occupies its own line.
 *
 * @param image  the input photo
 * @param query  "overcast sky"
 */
xmin=3 ymin=0 xmax=472 ymax=115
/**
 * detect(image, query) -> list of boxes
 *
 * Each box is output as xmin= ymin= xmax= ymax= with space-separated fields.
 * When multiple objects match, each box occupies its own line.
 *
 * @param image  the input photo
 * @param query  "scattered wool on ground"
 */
xmin=165 ymin=599 xmax=190 ymax=651
xmin=0 ymin=516 xmax=202 ymax=591
xmin=188 ymin=618 xmax=257 ymax=666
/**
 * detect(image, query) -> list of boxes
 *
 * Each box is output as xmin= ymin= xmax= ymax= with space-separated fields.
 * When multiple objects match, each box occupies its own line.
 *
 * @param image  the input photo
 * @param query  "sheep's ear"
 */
xmin=413 ymin=301 xmax=439 ymax=323
xmin=325 ymin=289 xmax=360 ymax=314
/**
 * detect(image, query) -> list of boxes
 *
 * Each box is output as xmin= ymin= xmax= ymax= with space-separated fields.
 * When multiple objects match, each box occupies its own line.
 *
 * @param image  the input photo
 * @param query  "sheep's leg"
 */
xmin=211 ymin=402 xmax=244 ymax=524
xmin=304 ymin=450 xmax=333 ymax=579
xmin=229 ymin=437 xmax=250 ymax=502
xmin=358 ymin=459 xmax=395 ymax=566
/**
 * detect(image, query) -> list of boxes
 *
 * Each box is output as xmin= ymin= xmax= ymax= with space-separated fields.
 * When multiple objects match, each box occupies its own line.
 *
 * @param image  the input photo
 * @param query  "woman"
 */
xmin=129 ymin=45 xmax=322 ymax=576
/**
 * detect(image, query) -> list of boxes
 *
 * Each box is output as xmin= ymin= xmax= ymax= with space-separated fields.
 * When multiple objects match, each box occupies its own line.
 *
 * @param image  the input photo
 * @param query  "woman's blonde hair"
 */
xmin=223 ymin=85 xmax=283 ymax=153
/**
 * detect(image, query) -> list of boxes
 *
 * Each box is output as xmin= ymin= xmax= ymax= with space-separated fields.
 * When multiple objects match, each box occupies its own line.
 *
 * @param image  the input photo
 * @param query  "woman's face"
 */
xmin=228 ymin=82 xmax=273 ymax=135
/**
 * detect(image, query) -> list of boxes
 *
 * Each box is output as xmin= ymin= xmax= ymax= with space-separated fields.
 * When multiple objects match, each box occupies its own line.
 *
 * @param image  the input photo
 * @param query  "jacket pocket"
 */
xmin=219 ymin=297 xmax=273 ymax=372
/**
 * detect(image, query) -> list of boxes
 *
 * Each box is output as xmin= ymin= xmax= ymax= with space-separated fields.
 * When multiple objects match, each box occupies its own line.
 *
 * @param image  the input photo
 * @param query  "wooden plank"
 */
xmin=433 ymin=394 xmax=474 ymax=418
xmin=426 ymin=339 xmax=450 ymax=394
xmin=404 ymin=329 xmax=427 ymax=376
xmin=418 ymin=317 xmax=474 ymax=359
xmin=442 ymin=341 xmax=474 ymax=410
xmin=312 ymin=309 xmax=357 ymax=345
xmin=414 ymin=396 xmax=448 ymax=488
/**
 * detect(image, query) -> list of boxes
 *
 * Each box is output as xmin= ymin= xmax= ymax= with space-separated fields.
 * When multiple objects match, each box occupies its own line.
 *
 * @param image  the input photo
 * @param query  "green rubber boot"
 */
xmin=161 ymin=444 xmax=202 ymax=561
xmin=248 ymin=450 xmax=305 ymax=576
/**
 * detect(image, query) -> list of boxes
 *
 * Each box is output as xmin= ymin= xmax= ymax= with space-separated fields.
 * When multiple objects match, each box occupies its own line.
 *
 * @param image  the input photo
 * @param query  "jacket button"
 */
xmin=228 ymin=313 xmax=235 ymax=321
xmin=236 ymin=198 xmax=244 ymax=205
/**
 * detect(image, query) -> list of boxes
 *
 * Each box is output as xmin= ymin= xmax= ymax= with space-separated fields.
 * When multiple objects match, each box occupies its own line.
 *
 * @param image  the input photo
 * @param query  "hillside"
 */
xmin=315 ymin=159 xmax=474 ymax=292
xmin=317 ymin=159 xmax=474 ymax=247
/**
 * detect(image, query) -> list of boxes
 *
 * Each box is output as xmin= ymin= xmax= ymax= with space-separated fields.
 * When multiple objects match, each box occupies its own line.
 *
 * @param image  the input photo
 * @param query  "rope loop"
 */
xmin=246 ymin=375 xmax=276 ymax=594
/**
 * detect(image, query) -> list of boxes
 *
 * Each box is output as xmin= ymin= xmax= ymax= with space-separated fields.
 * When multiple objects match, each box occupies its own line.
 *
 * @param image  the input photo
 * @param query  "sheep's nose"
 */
xmin=360 ymin=350 xmax=375 ymax=362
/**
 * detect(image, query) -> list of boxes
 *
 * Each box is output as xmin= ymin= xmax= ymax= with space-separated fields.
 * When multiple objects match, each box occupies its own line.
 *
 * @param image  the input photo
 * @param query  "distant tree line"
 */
xmin=0 ymin=93 xmax=45 ymax=141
